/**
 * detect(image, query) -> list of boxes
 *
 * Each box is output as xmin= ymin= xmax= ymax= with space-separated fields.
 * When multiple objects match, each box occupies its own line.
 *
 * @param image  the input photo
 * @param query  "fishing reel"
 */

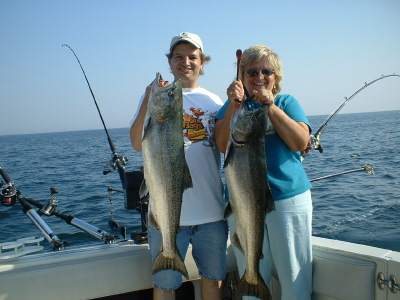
xmin=0 ymin=181 xmax=17 ymax=207
xmin=39 ymin=187 xmax=59 ymax=216
xmin=103 ymin=154 xmax=129 ymax=175
xmin=309 ymin=134 xmax=323 ymax=153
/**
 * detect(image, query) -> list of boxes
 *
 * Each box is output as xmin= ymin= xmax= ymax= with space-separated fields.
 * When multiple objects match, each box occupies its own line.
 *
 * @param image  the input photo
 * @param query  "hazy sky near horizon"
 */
xmin=1 ymin=0 xmax=399 ymax=136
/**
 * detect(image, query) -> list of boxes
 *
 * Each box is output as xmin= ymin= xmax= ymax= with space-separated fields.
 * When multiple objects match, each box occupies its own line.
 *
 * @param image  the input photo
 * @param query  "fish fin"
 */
xmin=148 ymin=211 xmax=158 ymax=228
xmin=236 ymin=270 xmax=272 ymax=300
xmin=142 ymin=74 xmax=159 ymax=140
xmin=183 ymin=164 xmax=193 ymax=190
xmin=231 ymin=233 xmax=245 ymax=255
xmin=223 ymin=140 xmax=233 ymax=168
xmin=142 ymin=114 xmax=151 ymax=140
xmin=265 ymin=187 xmax=275 ymax=214
xmin=139 ymin=179 xmax=149 ymax=199
xmin=142 ymin=101 xmax=154 ymax=140
xmin=224 ymin=202 xmax=232 ymax=219
xmin=152 ymin=247 xmax=189 ymax=280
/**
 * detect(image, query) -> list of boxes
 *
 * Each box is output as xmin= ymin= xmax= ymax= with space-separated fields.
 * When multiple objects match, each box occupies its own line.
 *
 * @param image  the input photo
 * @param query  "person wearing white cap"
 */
xmin=130 ymin=32 xmax=227 ymax=300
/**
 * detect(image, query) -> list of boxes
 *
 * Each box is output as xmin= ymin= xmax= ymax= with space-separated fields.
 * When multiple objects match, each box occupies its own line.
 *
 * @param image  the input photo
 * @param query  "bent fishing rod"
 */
xmin=63 ymin=45 xmax=135 ymax=209
xmin=62 ymin=44 xmax=128 ymax=181
xmin=311 ymin=74 xmax=400 ymax=153
xmin=63 ymin=44 xmax=147 ymax=226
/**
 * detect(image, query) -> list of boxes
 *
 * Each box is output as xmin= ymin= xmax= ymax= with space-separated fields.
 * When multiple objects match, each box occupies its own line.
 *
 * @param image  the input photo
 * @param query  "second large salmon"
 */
xmin=224 ymin=100 xmax=274 ymax=300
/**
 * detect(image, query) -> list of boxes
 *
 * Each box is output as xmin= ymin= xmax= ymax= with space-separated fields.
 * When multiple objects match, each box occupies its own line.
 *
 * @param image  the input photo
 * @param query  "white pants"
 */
xmin=228 ymin=190 xmax=313 ymax=300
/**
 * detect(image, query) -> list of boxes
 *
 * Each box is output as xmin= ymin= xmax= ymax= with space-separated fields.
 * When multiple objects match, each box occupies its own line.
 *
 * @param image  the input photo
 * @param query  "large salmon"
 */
xmin=224 ymin=100 xmax=274 ymax=300
xmin=140 ymin=73 xmax=192 ymax=279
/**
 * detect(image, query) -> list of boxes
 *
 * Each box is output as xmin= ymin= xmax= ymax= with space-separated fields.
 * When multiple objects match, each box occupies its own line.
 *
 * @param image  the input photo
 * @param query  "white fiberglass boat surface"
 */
xmin=1 ymin=236 xmax=399 ymax=300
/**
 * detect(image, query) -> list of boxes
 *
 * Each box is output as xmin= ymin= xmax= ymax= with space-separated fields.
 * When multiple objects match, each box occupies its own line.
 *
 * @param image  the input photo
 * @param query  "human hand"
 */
xmin=159 ymin=80 xmax=170 ymax=88
xmin=300 ymin=140 xmax=312 ymax=157
xmin=252 ymin=89 xmax=275 ymax=107
xmin=227 ymin=80 xmax=245 ymax=108
xmin=145 ymin=79 xmax=170 ymax=98
xmin=251 ymin=75 xmax=275 ymax=107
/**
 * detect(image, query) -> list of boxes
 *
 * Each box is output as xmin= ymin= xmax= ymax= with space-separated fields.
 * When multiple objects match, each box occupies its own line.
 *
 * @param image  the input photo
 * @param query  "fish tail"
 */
xmin=152 ymin=250 xmax=189 ymax=280
xmin=183 ymin=163 xmax=193 ymax=190
xmin=224 ymin=202 xmax=233 ymax=219
xmin=236 ymin=271 xmax=272 ymax=300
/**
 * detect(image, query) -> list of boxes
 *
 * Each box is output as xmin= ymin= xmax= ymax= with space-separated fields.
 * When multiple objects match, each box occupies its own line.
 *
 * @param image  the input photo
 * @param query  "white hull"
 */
xmin=1 ymin=237 xmax=399 ymax=300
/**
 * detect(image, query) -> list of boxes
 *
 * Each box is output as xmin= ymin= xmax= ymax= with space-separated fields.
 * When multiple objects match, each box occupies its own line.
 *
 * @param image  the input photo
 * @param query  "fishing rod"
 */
xmin=311 ymin=74 xmax=400 ymax=153
xmin=23 ymin=193 xmax=117 ymax=243
xmin=1 ymin=167 xmax=65 ymax=250
xmin=62 ymin=44 xmax=128 ymax=181
xmin=1 ymin=167 xmax=116 ymax=246
xmin=63 ymin=44 xmax=143 ymax=211
xmin=63 ymin=45 xmax=149 ymax=241
xmin=309 ymin=164 xmax=374 ymax=182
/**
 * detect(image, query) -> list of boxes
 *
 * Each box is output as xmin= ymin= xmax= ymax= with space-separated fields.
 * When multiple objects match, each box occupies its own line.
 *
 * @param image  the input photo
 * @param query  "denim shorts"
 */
xmin=148 ymin=220 xmax=228 ymax=290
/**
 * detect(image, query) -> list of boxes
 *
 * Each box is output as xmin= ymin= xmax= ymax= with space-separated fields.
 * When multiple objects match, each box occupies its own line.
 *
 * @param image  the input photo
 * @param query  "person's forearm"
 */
xmin=215 ymin=103 xmax=237 ymax=153
xmin=267 ymin=104 xmax=309 ymax=152
xmin=130 ymin=113 xmax=145 ymax=152
xmin=130 ymin=93 xmax=150 ymax=152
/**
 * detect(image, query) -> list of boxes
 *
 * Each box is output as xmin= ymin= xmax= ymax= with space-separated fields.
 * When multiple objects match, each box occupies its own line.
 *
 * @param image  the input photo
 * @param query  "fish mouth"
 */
xmin=156 ymin=73 xmax=164 ymax=86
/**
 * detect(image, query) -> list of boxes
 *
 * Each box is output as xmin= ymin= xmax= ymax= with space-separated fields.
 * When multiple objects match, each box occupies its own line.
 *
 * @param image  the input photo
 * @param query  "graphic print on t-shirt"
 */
xmin=183 ymin=107 xmax=217 ymax=147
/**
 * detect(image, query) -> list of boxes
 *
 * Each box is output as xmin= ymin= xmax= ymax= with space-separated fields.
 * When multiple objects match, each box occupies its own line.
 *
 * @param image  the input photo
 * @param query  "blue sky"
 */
xmin=1 ymin=0 xmax=399 ymax=135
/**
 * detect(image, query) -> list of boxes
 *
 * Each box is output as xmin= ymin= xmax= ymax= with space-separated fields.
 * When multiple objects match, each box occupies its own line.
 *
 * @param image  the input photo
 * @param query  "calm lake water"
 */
xmin=1 ymin=110 xmax=399 ymax=251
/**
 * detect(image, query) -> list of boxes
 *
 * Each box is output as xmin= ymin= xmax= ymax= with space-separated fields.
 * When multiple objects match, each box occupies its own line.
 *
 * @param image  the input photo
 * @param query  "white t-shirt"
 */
xmin=132 ymin=87 xmax=225 ymax=226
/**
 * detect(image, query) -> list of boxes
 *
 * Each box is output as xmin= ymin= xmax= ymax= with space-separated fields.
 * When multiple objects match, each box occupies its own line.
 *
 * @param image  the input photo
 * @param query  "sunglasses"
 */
xmin=246 ymin=68 xmax=275 ymax=77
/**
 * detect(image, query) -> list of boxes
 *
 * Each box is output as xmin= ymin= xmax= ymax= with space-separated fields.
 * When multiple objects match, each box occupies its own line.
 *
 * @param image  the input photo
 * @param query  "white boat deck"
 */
xmin=0 ymin=237 xmax=399 ymax=300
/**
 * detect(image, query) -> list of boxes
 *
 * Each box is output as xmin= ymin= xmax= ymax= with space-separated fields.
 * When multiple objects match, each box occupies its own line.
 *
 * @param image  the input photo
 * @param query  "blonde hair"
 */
xmin=240 ymin=45 xmax=283 ymax=95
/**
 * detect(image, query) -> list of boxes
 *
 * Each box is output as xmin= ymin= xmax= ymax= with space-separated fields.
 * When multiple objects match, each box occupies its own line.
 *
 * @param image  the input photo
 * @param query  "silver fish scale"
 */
xmin=224 ymin=102 xmax=273 ymax=300
xmin=141 ymin=73 xmax=192 ymax=279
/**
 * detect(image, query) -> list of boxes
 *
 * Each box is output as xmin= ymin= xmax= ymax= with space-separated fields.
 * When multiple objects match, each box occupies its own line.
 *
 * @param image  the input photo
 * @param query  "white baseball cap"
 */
xmin=169 ymin=32 xmax=204 ymax=52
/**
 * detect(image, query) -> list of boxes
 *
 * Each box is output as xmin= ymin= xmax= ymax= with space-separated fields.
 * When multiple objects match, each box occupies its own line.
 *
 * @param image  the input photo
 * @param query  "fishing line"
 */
xmin=63 ymin=45 xmax=148 ymax=239
xmin=63 ymin=44 xmax=128 ymax=232
xmin=62 ymin=44 xmax=129 ymax=182
xmin=311 ymin=74 xmax=400 ymax=152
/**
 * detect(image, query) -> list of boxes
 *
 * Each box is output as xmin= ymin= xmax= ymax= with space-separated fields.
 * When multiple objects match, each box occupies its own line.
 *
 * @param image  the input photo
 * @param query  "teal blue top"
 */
xmin=215 ymin=94 xmax=312 ymax=201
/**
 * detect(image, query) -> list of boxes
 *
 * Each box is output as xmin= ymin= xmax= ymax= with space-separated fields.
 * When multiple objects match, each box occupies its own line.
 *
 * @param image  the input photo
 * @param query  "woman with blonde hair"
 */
xmin=215 ymin=45 xmax=313 ymax=300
